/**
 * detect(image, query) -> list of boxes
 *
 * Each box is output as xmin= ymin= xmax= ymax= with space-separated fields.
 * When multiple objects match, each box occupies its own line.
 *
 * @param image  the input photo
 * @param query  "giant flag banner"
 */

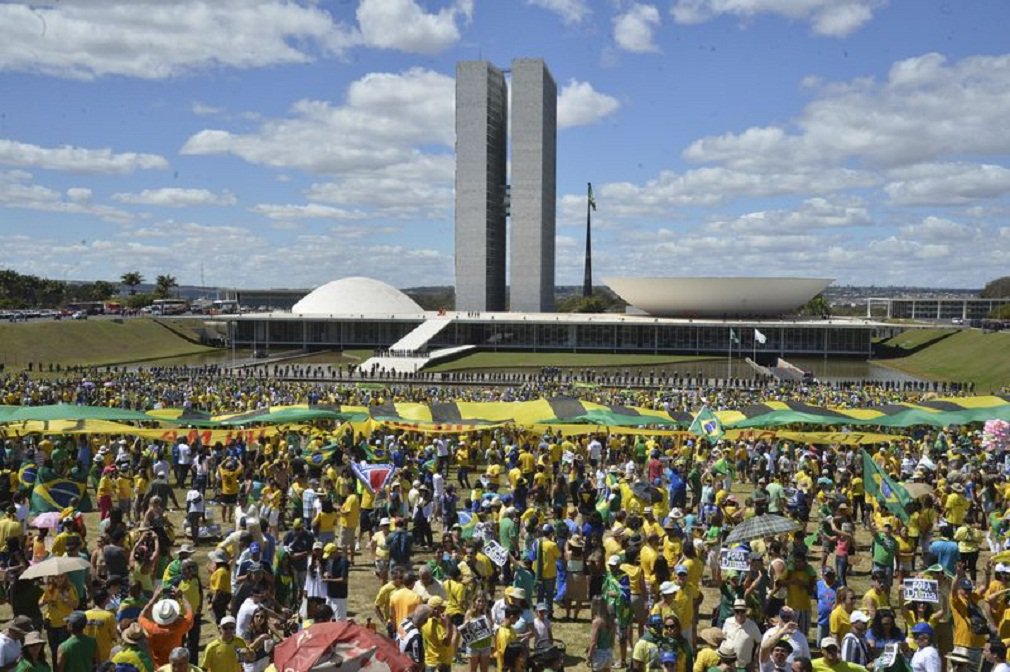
xmin=30 ymin=479 xmax=92 ymax=514
xmin=862 ymin=449 xmax=911 ymax=523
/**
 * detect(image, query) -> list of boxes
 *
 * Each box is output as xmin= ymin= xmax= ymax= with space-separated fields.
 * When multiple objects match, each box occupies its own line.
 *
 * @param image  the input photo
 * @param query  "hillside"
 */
xmin=876 ymin=328 xmax=1010 ymax=392
xmin=0 ymin=318 xmax=217 ymax=371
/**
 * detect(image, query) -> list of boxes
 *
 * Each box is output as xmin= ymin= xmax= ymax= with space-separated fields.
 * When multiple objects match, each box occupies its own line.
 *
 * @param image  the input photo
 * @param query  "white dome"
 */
xmin=292 ymin=277 xmax=423 ymax=316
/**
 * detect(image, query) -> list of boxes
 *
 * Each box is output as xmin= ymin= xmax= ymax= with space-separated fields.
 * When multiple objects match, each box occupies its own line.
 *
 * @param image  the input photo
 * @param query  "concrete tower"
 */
xmin=509 ymin=58 xmax=557 ymax=313
xmin=454 ymin=61 xmax=508 ymax=312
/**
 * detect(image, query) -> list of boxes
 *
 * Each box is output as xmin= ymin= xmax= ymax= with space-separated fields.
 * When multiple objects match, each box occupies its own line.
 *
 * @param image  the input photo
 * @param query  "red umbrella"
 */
xmin=273 ymin=622 xmax=414 ymax=672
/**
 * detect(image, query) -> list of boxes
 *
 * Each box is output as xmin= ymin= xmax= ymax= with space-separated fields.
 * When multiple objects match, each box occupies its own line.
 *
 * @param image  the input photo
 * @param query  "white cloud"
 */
xmin=885 ymin=163 xmax=1010 ymax=206
xmin=614 ymin=4 xmax=661 ymax=53
xmin=192 ymin=103 xmax=224 ymax=117
xmin=683 ymin=53 xmax=1010 ymax=172
xmin=249 ymin=203 xmax=368 ymax=221
xmin=355 ymin=0 xmax=472 ymax=55
xmin=0 ymin=170 xmax=134 ymax=223
xmin=557 ymin=80 xmax=620 ymax=129
xmin=670 ymin=0 xmax=883 ymax=37
xmin=527 ymin=0 xmax=591 ymax=24
xmin=0 ymin=1 xmax=359 ymax=80
xmin=0 ymin=138 xmax=167 ymax=174
xmin=706 ymin=196 xmax=871 ymax=235
xmin=112 ymin=188 xmax=237 ymax=207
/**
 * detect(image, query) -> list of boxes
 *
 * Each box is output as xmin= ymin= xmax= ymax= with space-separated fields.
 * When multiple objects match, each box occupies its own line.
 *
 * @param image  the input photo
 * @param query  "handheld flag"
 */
xmin=729 ymin=329 xmax=740 ymax=345
xmin=588 ymin=183 xmax=597 ymax=211
xmin=351 ymin=462 xmax=396 ymax=496
xmin=458 ymin=510 xmax=478 ymax=539
xmin=754 ymin=329 xmax=767 ymax=344
xmin=689 ymin=406 xmax=724 ymax=442
xmin=861 ymin=450 xmax=911 ymax=523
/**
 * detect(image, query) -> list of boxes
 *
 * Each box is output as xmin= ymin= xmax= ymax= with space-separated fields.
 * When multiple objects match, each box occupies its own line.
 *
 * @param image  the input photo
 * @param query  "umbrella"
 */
xmin=28 ymin=512 xmax=63 ymax=530
xmin=901 ymin=482 xmax=933 ymax=499
xmin=724 ymin=513 xmax=800 ymax=544
xmin=632 ymin=482 xmax=661 ymax=503
xmin=20 ymin=556 xmax=91 ymax=580
xmin=273 ymin=621 xmax=414 ymax=672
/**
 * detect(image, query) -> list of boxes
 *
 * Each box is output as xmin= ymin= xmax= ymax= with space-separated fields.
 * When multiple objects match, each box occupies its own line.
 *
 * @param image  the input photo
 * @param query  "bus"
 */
xmin=211 ymin=299 xmax=240 ymax=314
xmin=151 ymin=298 xmax=190 ymax=315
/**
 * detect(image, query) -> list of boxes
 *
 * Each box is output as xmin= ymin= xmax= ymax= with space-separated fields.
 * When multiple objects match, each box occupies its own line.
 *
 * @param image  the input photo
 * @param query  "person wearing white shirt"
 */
xmin=910 ymin=623 xmax=941 ymax=672
xmin=723 ymin=599 xmax=763 ymax=667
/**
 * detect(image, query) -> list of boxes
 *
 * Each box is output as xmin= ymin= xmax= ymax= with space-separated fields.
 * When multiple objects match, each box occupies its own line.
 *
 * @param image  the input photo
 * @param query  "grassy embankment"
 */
xmin=875 ymin=328 xmax=1010 ymax=392
xmin=0 ymin=318 xmax=217 ymax=370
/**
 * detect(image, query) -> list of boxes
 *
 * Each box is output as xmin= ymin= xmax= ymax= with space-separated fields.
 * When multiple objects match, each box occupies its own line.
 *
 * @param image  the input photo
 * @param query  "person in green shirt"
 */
xmin=500 ymin=508 xmax=519 ymax=555
xmin=870 ymin=521 xmax=898 ymax=589
xmin=15 ymin=631 xmax=51 ymax=672
xmin=56 ymin=612 xmax=98 ymax=672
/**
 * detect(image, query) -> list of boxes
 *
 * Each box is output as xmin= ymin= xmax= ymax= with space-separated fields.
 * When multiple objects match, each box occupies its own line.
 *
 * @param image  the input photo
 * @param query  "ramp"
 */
xmin=357 ymin=345 xmax=474 ymax=376
xmin=388 ymin=316 xmax=455 ymax=354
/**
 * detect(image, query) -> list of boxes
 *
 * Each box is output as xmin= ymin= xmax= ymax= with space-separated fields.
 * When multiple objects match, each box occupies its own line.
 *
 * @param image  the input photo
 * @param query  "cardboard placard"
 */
xmin=482 ymin=539 xmax=510 ymax=567
xmin=877 ymin=643 xmax=899 ymax=668
xmin=903 ymin=578 xmax=939 ymax=604
xmin=458 ymin=616 xmax=494 ymax=648
xmin=720 ymin=548 xmax=751 ymax=571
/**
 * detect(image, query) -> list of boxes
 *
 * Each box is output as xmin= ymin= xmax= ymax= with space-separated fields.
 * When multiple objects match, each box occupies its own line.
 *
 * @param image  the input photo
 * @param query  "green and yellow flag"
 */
xmin=689 ymin=406 xmax=724 ymax=442
xmin=861 ymin=449 xmax=911 ymax=523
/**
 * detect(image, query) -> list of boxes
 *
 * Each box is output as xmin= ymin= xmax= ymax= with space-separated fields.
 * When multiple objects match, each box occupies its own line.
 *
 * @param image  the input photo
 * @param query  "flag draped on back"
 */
xmin=861 ymin=450 xmax=911 ymax=523
xmin=689 ymin=406 xmax=724 ymax=442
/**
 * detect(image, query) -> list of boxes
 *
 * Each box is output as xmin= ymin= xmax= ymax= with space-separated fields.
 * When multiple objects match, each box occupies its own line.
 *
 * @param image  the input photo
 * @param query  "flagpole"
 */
xmin=753 ymin=330 xmax=756 ymax=364
xmin=728 ymin=328 xmax=732 ymax=379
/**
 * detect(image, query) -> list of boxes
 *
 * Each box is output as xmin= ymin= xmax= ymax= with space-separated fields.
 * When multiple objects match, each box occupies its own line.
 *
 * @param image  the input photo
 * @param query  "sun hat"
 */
xmin=22 ymin=632 xmax=44 ymax=647
xmin=177 ymin=544 xmax=195 ymax=556
xmin=717 ymin=642 xmax=737 ymax=660
xmin=152 ymin=599 xmax=181 ymax=626
xmin=122 ymin=623 xmax=147 ymax=644
xmin=312 ymin=541 xmax=323 ymax=550
xmin=699 ymin=627 xmax=725 ymax=648
xmin=947 ymin=647 xmax=974 ymax=664
xmin=660 ymin=581 xmax=677 ymax=595
xmin=219 ymin=616 xmax=237 ymax=628
xmin=820 ymin=637 xmax=839 ymax=650
xmin=509 ymin=587 xmax=527 ymax=601
xmin=733 ymin=598 xmax=747 ymax=610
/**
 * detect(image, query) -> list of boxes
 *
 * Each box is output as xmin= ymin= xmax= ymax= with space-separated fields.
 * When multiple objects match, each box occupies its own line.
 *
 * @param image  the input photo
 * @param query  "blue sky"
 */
xmin=1 ymin=0 xmax=1009 ymax=290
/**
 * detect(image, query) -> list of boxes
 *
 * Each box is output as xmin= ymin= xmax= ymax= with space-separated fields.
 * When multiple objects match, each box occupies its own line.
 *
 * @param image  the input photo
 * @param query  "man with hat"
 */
xmin=0 ymin=616 xmax=31 ymax=670
xmin=421 ymin=596 xmax=455 ymax=672
xmin=138 ymin=585 xmax=195 ymax=667
xmin=947 ymin=646 xmax=976 ymax=672
xmin=283 ymin=517 xmax=314 ymax=592
xmin=603 ymin=554 xmax=633 ymax=669
xmin=838 ymin=611 xmax=870 ymax=666
xmin=631 ymin=615 xmax=667 ymax=672
xmin=695 ymin=627 xmax=726 ymax=672
xmin=56 ymin=611 xmax=97 ymax=672
xmin=723 ymin=598 xmax=762 ymax=668
xmin=114 ymin=622 xmax=155 ymax=672
xmin=812 ymin=637 xmax=862 ymax=672
xmin=710 ymin=641 xmax=738 ymax=672
xmin=950 ymin=565 xmax=991 ymax=669
xmin=323 ymin=542 xmax=350 ymax=619
xmin=162 ymin=544 xmax=196 ymax=586
xmin=200 ymin=617 xmax=246 ymax=672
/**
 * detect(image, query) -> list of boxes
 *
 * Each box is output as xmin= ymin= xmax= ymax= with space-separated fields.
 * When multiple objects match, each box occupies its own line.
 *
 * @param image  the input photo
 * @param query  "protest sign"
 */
xmin=903 ymin=578 xmax=939 ymax=603
xmin=459 ymin=616 xmax=494 ymax=648
xmin=720 ymin=548 xmax=751 ymax=572
xmin=876 ymin=643 xmax=899 ymax=669
xmin=482 ymin=539 xmax=510 ymax=567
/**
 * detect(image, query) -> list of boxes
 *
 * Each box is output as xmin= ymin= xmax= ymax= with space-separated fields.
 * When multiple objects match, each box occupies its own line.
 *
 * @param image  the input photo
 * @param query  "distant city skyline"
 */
xmin=0 ymin=1 xmax=1008 ymax=289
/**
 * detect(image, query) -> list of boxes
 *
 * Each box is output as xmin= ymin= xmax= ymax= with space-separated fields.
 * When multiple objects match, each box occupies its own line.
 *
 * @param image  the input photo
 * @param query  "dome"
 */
xmin=292 ymin=277 xmax=423 ymax=316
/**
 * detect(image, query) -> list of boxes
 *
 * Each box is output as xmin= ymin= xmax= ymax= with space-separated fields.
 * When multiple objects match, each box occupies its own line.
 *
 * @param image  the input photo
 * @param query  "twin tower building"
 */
xmin=455 ymin=59 xmax=557 ymax=313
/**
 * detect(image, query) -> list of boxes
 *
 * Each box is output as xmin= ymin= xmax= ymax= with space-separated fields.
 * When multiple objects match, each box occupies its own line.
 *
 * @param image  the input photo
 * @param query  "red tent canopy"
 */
xmin=273 ymin=622 xmax=414 ymax=672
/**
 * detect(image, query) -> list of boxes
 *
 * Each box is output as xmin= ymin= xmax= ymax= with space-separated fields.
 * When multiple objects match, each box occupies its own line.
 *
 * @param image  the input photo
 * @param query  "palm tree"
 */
xmin=154 ymin=274 xmax=178 ymax=299
xmin=120 ymin=271 xmax=143 ymax=296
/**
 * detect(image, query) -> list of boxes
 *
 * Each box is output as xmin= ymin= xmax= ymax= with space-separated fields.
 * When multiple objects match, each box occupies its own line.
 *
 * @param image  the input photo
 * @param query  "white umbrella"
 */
xmin=20 ymin=556 xmax=90 ymax=580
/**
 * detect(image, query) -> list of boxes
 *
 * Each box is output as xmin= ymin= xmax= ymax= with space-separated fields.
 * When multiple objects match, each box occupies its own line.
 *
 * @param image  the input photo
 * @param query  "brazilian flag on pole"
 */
xmin=689 ymin=406 xmax=724 ymax=442
xmin=861 ymin=449 xmax=911 ymax=523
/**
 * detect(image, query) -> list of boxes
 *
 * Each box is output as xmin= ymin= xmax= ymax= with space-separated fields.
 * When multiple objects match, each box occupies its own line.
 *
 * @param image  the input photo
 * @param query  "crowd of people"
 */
xmin=0 ymin=371 xmax=1006 ymax=672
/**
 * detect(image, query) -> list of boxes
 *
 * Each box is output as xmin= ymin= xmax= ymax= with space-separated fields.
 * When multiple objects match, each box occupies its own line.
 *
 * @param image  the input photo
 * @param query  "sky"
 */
xmin=1 ymin=0 xmax=1009 ymax=291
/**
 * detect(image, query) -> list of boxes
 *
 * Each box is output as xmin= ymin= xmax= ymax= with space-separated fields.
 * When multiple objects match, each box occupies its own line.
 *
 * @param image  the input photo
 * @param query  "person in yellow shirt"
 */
xmin=208 ymin=550 xmax=232 ymax=624
xmin=84 ymin=588 xmax=118 ymax=662
xmin=863 ymin=571 xmax=891 ymax=618
xmin=97 ymin=467 xmax=116 ymax=520
xmin=421 ymin=596 xmax=455 ymax=672
xmin=495 ymin=608 xmax=520 ymax=672
xmin=312 ymin=500 xmax=339 ymax=545
xmin=40 ymin=575 xmax=78 ymax=657
xmin=442 ymin=565 xmax=467 ymax=626
xmin=117 ymin=471 xmax=134 ymax=523
xmin=945 ymin=484 xmax=970 ymax=526
xmin=535 ymin=527 xmax=561 ymax=619
xmin=200 ymin=617 xmax=247 ymax=672
xmin=216 ymin=458 xmax=242 ymax=524
xmin=339 ymin=492 xmax=360 ymax=564
xmin=830 ymin=589 xmax=856 ymax=640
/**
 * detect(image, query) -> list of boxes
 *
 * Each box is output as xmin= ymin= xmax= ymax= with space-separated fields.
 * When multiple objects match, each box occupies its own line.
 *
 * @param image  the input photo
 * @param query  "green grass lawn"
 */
xmin=0 ymin=318 xmax=217 ymax=370
xmin=875 ymin=327 xmax=957 ymax=350
xmin=426 ymin=351 xmax=715 ymax=372
xmin=876 ymin=329 xmax=1010 ymax=392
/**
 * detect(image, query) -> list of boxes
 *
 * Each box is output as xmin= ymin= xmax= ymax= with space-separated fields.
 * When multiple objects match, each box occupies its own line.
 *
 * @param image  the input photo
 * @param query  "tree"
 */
xmin=88 ymin=280 xmax=117 ymax=301
xmin=981 ymin=276 xmax=1010 ymax=298
xmin=153 ymin=274 xmax=178 ymax=299
xmin=120 ymin=271 xmax=144 ymax=295
xmin=799 ymin=293 xmax=832 ymax=318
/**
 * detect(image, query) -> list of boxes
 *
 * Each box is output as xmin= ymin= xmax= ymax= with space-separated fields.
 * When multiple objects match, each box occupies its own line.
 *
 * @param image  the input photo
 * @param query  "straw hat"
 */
xmin=121 ymin=623 xmax=146 ymax=645
xmin=699 ymin=627 xmax=725 ymax=648
xmin=947 ymin=647 xmax=974 ymax=665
